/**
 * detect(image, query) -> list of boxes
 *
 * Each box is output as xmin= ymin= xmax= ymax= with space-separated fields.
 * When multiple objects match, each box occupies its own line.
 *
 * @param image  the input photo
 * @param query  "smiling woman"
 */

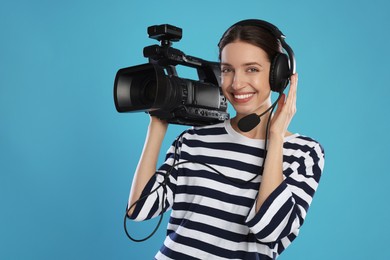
xmin=125 ymin=19 xmax=325 ymax=260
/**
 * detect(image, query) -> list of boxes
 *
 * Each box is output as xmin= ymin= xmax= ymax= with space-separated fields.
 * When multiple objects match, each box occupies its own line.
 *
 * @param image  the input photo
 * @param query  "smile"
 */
xmin=233 ymin=93 xmax=254 ymax=100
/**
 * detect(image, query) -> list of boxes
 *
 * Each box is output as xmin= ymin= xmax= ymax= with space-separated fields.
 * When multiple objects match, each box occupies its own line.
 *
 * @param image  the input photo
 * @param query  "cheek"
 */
xmin=220 ymin=76 xmax=231 ymax=92
xmin=220 ymin=82 xmax=232 ymax=103
xmin=220 ymin=75 xmax=230 ymax=86
xmin=221 ymin=85 xmax=230 ymax=100
xmin=253 ymin=72 xmax=271 ymax=90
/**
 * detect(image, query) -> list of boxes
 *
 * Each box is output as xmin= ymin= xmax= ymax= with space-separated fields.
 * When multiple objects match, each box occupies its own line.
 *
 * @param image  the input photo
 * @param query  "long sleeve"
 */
xmin=128 ymin=134 xmax=184 ymax=221
xmin=245 ymin=140 xmax=325 ymax=245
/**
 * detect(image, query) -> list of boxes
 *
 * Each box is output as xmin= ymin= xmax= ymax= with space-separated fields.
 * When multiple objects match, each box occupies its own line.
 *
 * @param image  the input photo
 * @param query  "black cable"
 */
xmin=123 ymin=131 xmax=184 ymax=242
xmin=263 ymin=93 xmax=279 ymax=161
xmin=124 ymin=99 xmax=278 ymax=242
xmin=123 ymin=183 xmax=167 ymax=242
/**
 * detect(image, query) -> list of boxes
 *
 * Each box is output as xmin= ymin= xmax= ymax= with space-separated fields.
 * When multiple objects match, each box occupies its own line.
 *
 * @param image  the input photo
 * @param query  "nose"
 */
xmin=231 ymin=71 xmax=244 ymax=90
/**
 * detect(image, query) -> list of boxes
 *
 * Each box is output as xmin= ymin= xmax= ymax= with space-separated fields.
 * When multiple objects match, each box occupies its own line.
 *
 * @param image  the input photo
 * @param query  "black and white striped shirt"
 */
xmin=130 ymin=120 xmax=325 ymax=259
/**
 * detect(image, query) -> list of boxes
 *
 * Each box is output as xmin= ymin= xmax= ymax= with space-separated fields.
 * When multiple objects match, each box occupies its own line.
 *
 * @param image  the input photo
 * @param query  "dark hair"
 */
xmin=218 ymin=25 xmax=283 ymax=61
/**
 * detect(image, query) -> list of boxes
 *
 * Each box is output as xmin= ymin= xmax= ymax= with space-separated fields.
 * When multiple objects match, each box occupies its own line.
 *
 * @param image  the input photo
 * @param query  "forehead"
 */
xmin=220 ymin=41 xmax=269 ymax=64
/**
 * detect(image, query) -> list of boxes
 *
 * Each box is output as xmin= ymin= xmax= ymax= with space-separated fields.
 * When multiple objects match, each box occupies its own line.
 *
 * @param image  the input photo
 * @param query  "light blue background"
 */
xmin=1 ymin=0 xmax=389 ymax=259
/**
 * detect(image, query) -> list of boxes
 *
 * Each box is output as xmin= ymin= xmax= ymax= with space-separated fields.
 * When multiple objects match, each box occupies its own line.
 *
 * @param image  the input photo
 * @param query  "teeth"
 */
xmin=234 ymin=93 xmax=254 ymax=99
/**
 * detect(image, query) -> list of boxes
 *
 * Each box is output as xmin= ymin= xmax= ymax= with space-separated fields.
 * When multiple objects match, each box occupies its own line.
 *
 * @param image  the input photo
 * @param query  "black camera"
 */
xmin=113 ymin=24 xmax=229 ymax=126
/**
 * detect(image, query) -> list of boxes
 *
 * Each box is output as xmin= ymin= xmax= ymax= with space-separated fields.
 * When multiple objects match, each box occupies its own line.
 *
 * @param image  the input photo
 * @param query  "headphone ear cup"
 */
xmin=269 ymin=53 xmax=291 ymax=93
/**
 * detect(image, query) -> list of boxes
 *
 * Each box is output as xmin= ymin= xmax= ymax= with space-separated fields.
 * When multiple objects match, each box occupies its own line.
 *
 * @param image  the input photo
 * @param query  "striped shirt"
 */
xmin=130 ymin=120 xmax=325 ymax=259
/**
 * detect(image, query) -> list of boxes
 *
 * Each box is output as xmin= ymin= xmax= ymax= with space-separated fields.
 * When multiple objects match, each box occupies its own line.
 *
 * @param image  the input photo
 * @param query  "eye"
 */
xmin=246 ymin=67 xmax=260 ymax=73
xmin=221 ymin=67 xmax=233 ymax=73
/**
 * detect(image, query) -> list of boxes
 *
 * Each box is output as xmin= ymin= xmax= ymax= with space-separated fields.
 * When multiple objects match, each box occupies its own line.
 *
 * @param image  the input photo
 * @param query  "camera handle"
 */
xmin=143 ymin=45 xmax=220 ymax=86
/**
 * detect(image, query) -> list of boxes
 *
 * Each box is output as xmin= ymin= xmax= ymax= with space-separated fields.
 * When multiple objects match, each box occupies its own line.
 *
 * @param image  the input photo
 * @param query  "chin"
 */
xmin=233 ymin=107 xmax=256 ymax=117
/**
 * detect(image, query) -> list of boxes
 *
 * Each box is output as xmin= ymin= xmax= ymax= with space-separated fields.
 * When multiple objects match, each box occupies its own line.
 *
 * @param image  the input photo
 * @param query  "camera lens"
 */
xmin=142 ymin=79 xmax=157 ymax=105
xmin=114 ymin=63 xmax=162 ymax=112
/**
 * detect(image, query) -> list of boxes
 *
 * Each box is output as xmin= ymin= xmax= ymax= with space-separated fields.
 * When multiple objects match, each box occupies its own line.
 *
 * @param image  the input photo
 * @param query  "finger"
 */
xmin=291 ymin=73 xmax=298 ymax=101
xmin=274 ymin=93 xmax=286 ymax=117
xmin=285 ymin=73 xmax=298 ymax=107
xmin=289 ymin=73 xmax=298 ymax=96
xmin=291 ymin=73 xmax=298 ymax=87
xmin=278 ymin=74 xmax=296 ymax=120
xmin=289 ymin=73 xmax=298 ymax=115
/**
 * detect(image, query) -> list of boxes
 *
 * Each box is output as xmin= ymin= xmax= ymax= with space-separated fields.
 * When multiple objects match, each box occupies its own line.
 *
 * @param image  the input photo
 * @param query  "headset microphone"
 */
xmin=237 ymin=94 xmax=282 ymax=132
xmin=237 ymin=114 xmax=260 ymax=132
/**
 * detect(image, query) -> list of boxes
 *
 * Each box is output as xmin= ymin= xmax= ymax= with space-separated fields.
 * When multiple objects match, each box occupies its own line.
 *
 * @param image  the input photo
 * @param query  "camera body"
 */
xmin=114 ymin=24 xmax=229 ymax=126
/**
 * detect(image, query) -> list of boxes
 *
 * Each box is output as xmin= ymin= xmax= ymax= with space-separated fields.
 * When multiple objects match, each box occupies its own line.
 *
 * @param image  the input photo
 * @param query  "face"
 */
xmin=220 ymin=41 xmax=272 ymax=118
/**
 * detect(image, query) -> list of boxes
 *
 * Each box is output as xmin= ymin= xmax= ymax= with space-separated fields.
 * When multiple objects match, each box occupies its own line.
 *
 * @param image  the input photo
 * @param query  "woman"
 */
xmin=126 ymin=19 xmax=325 ymax=259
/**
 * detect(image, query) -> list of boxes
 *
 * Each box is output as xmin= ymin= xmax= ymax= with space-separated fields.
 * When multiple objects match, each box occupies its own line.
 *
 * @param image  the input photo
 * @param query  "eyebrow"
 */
xmin=244 ymin=62 xmax=263 ymax=67
xmin=220 ymin=62 xmax=263 ymax=67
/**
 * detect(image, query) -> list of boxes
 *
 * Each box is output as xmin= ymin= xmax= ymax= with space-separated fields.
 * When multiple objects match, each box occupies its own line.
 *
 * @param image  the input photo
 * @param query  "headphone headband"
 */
xmin=230 ymin=19 xmax=285 ymax=40
xmin=220 ymin=19 xmax=296 ymax=77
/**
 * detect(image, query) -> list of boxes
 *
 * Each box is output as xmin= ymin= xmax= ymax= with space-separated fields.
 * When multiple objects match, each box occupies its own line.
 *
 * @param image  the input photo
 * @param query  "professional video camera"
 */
xmin=113 ymin=24 xmax=229 ymax=126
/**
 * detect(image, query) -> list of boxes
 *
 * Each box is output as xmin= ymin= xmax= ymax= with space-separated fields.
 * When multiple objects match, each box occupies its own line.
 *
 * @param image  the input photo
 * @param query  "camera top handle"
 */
xmin=143 ymin=24 xmax=220 ymax=87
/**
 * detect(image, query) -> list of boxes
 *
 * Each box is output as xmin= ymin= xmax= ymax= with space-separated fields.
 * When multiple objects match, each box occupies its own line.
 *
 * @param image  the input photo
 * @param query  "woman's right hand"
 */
xmin=149 ymin=115 xmax=169 ymax=130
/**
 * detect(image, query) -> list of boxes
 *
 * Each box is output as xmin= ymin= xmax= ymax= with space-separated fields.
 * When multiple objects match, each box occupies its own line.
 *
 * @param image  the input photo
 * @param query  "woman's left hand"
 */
xmin=269 ymin=73 xmax=298 ymax=139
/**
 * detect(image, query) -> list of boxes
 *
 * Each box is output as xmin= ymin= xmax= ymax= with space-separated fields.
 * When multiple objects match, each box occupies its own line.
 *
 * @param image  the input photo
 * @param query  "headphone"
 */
xmin=220 ymin=19 xmax=296 ymax=93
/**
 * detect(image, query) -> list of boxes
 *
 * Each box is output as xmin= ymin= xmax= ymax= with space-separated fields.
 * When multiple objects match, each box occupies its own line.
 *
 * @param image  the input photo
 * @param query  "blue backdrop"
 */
xmin=1 ymin=0 xmax=389 ymax=259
